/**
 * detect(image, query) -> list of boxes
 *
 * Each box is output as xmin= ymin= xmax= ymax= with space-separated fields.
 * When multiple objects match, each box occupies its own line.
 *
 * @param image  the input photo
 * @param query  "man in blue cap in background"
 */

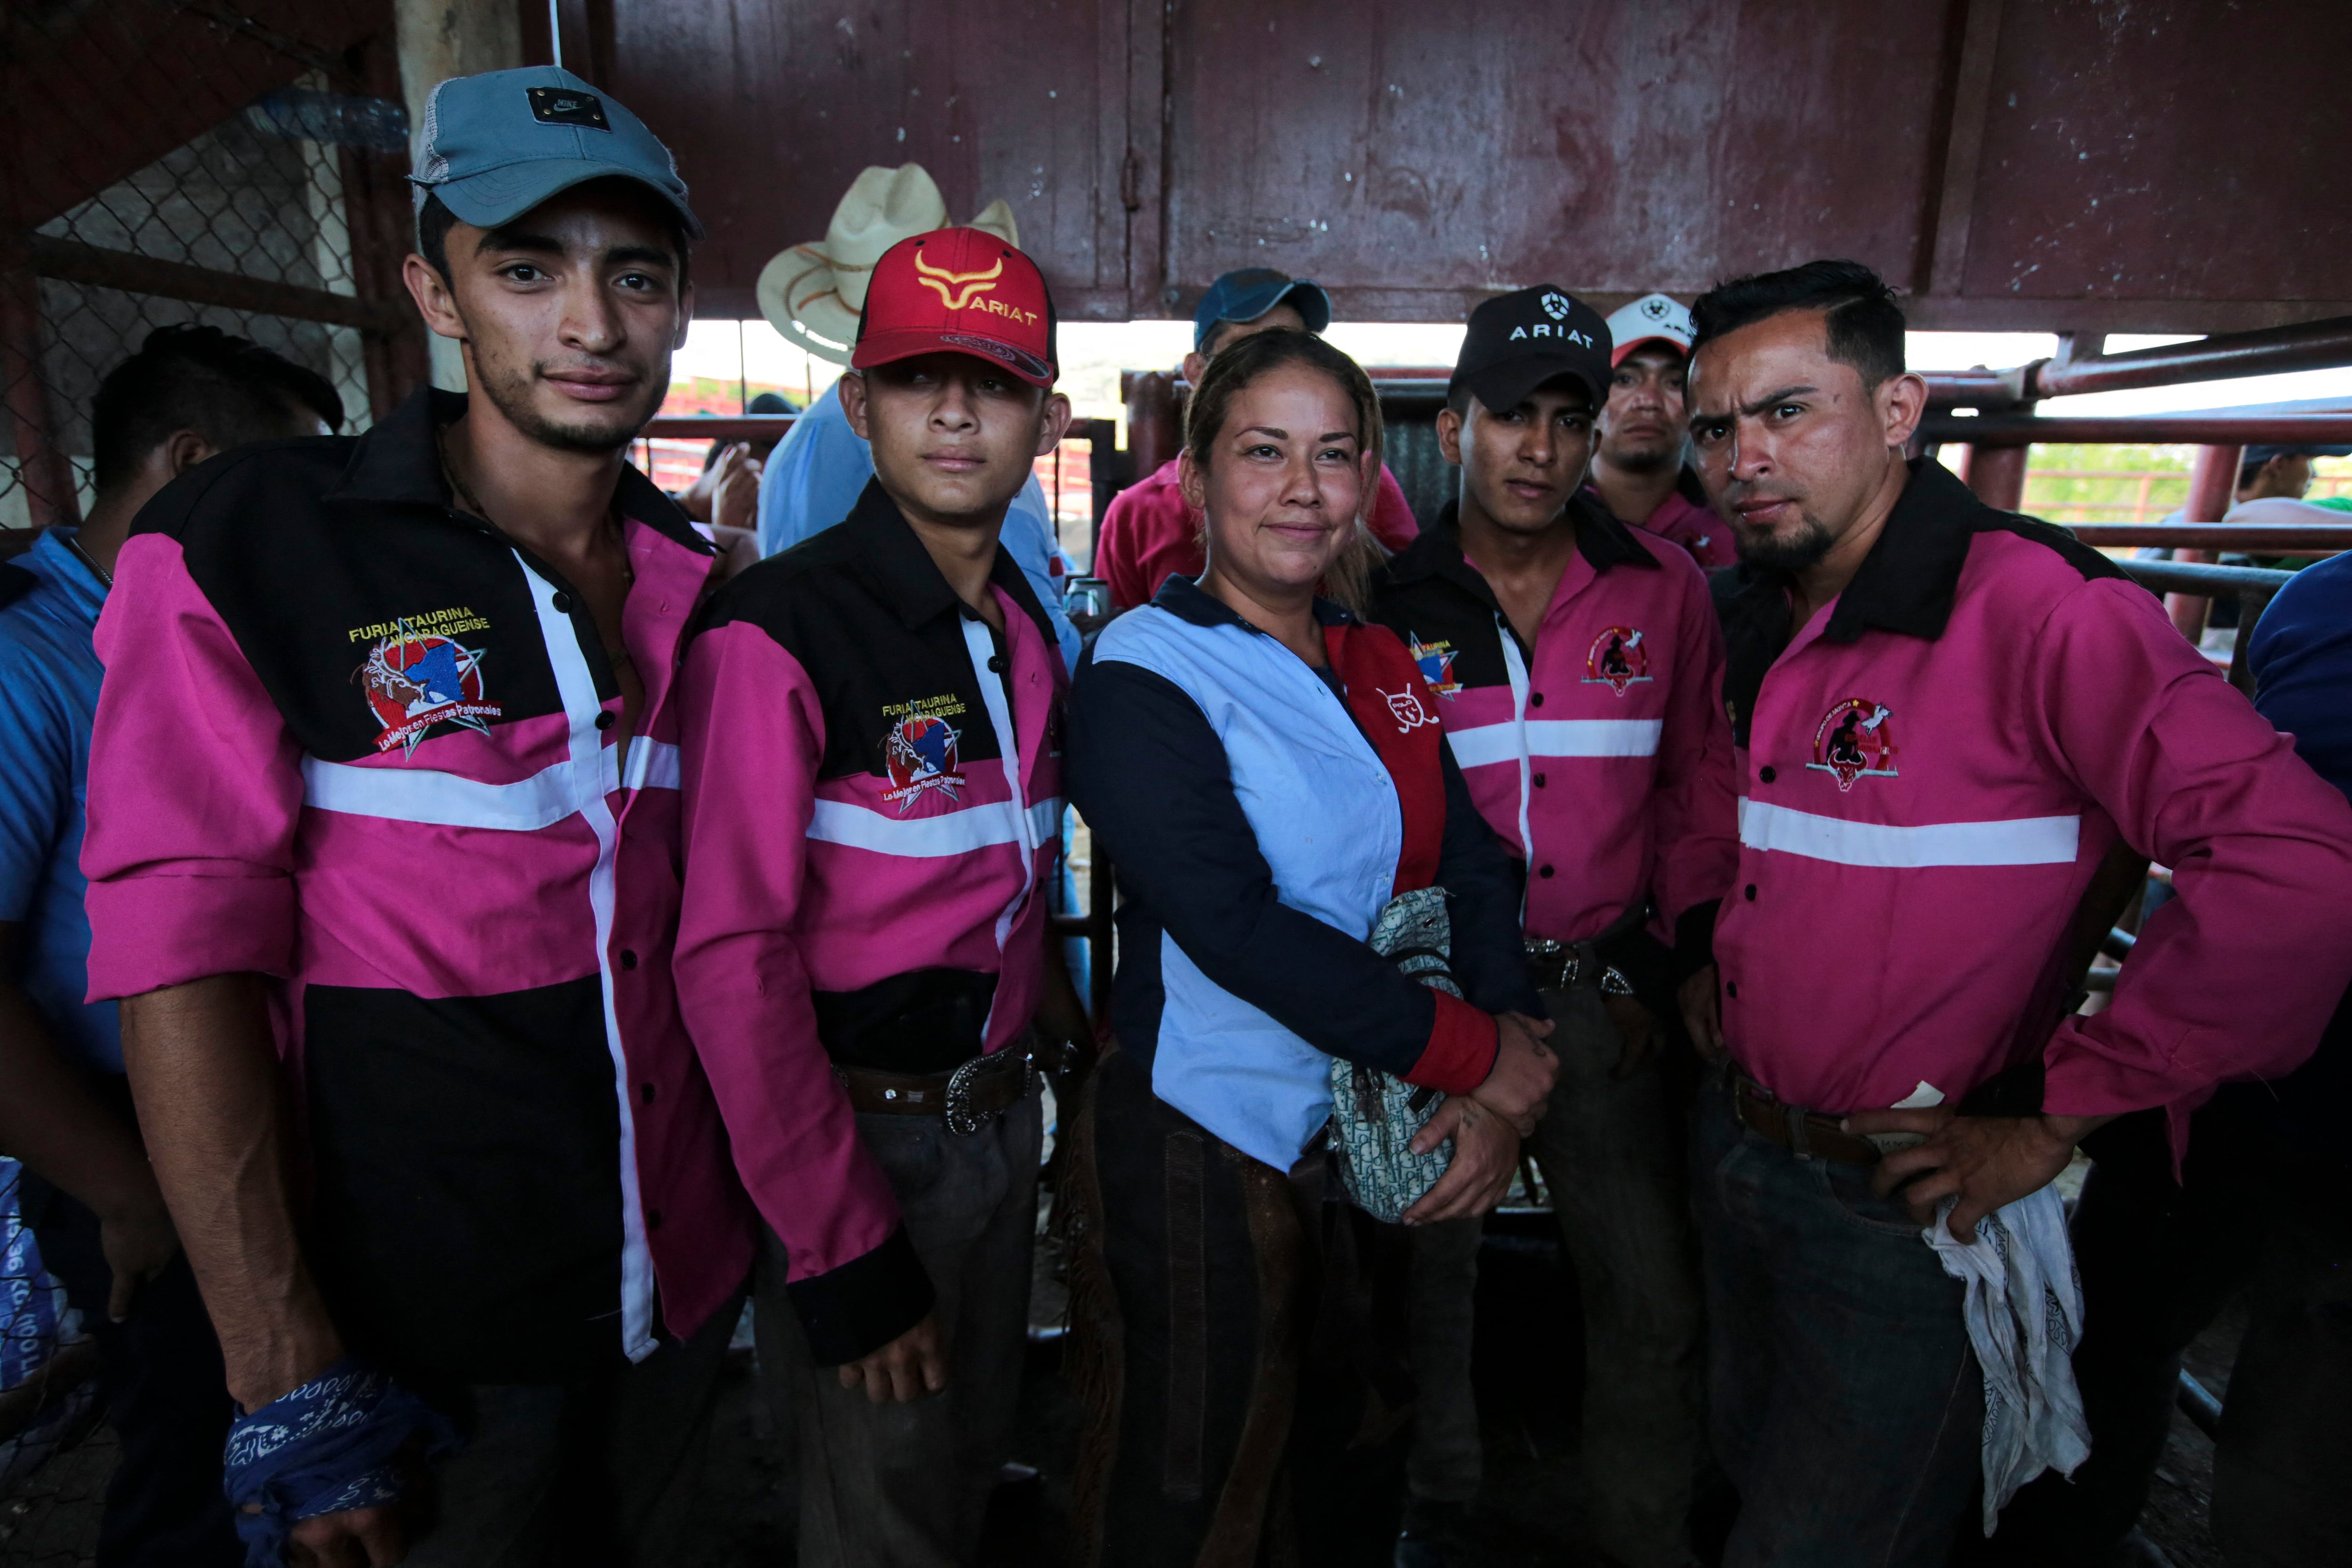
xmin=84 ymin=66 xmax=755 ymax=1565
xmin=1092 ymin=267 xmax=1422 ymax=611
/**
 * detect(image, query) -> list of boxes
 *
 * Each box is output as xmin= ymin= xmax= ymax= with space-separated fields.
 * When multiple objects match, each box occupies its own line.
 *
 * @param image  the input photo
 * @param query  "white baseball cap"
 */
xmin=1604 ymin=293 xmax=1694 ymax=367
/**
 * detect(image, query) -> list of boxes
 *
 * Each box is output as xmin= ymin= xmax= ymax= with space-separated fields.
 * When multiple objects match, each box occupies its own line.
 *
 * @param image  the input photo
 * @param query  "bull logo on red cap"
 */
xmin=1810 ymin=698 xmax=1897 ymax=791
xmin=914 ymin=253 xmax=1004 ymax=310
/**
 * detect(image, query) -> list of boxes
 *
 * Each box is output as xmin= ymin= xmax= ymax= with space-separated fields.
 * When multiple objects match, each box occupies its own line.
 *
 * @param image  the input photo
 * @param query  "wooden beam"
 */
xmin=25 ymin=233 xmax=412 ymax=336
xmin=1923 ymin=0 xmax=2006 ymax=297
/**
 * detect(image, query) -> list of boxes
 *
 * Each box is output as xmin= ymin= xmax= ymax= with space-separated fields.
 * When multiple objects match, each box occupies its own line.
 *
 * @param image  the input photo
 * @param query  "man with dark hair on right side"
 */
xmin=0 ymin=323 xmax=339 ymax=1567
xmin=1680 ymin=257 xmax=2352 ymax=1567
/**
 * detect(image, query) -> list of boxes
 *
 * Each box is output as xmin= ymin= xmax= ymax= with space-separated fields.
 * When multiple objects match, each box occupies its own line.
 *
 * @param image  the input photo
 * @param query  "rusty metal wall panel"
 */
xmin=1155 ymin=0 xmax=1960 ymax=320
xmin=602 ymin=0 xmax=1138 ymax=321
xmin=1959 ymin=1 xmax=2352 ymax=310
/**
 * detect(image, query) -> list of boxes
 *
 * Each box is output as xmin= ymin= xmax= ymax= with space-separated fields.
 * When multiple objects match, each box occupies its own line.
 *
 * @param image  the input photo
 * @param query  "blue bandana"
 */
xmin=223 ymin=1359 xmax=459 ymax=1566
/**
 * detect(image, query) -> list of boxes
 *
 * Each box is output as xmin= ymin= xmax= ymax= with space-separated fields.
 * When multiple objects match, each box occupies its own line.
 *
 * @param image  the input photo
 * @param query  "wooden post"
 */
xmin=2165 ymin=445 xmax=2242 ymax=642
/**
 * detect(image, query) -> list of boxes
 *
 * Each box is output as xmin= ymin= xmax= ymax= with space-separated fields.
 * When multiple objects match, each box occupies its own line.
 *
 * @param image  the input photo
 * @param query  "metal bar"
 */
xmin=2177 ymin=1370 xmax=2224 ymax=1439
xmin=0 ymin=250 xmax=79 ymax=532
xmin=2078 ymin=525 xmax=2352 ymax=550
xmin=1920 ymin=412 xmax=2352 ymax=445
xmin=1923 ymin=0 xmax=2005 ymax=297
xmin=25 ymin=233 xmax=411 ymax=335
xmin=2031 ymin=315 xmax=2352 ymax=400
xmin=2101 ymin=926 xmax=2137 ymax=962
xmin=1922 ymin=369 xmax=2026 ymax=408
xmin=1957 ymin=443 xmax=2028 ymax=509
xmin=2116 ymin=560 xmax=2298 ymax=595
xmin=2167 ymin=446 xmax=2242 ymax=640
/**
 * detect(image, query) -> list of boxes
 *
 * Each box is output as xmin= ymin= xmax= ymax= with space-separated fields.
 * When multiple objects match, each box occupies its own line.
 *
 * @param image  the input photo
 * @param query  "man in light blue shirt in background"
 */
xmin=0 ymin=324 xmax=338 ymax=1565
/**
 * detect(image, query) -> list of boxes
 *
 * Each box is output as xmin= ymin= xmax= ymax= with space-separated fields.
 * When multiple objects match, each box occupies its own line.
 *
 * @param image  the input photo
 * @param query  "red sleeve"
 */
xmin=1400 ymin=990 xmax=1499 ymax=1094
xmin=81 ymin=533 xmax=302 ymax=998
xmin=1367 ymin=464 xmax=1422 ymax=554
xmin=2035 ymin=577 xmax=2352 ymax=1138
xmin=1095 ymin=483 xmax=1157 ymax=611
xmin=673 ymin=618 xmax=932 ymax=1363
xmin=1649 ymin=553 xmax=1741 ymax=927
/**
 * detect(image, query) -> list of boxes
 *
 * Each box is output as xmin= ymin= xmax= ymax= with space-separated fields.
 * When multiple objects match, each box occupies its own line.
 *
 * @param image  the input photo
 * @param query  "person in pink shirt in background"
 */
xmin=1589 ymin=292 xmax=1734 ymax=570
xmin=1093 ymin=268 xmax=1421 ymax=610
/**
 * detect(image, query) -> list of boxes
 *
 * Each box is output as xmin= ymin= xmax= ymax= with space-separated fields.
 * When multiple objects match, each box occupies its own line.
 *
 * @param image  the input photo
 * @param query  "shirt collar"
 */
xmin=1723 ymin=457 xmax=1980 ymax=646
xmin=324 ymin=386 xmax=709 ymax=555
xmin=23 ymin=528 xmax=107 ymax=624
xmin=1148 ymin=573 xmax=1358 ymax=632
xmin=841 ymin=477 xmax=1054 ymax=636
xmin=1383 ymin=494 xmax=1657 ymax=590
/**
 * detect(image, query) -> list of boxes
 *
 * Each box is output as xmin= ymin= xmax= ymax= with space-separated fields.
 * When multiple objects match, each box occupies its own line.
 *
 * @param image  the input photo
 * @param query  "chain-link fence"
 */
xmin=1 ymin=0 xmax=423 ymax=546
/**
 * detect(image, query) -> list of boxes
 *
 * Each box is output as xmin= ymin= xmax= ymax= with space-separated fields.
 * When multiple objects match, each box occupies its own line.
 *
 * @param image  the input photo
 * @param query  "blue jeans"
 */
xmin=1692 ymin=1080 xmax=1982 ymax=1568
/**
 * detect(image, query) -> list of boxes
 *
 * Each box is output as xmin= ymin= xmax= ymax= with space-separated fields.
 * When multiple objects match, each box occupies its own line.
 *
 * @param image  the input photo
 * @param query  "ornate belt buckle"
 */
xmin=945 ymin=1056 xmax=988 ymax=1136
xmin=1525 ymin=939 xmax=1570 ymax=991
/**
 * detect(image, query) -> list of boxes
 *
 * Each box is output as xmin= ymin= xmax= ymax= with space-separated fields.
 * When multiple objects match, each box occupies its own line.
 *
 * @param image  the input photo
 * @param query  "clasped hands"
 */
xmin=1401 ymin=1011 xmax=1557 ymax=1226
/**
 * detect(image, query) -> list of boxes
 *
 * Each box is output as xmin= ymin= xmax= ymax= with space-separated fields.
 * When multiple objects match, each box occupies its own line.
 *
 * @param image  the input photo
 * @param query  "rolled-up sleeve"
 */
xmin=2035 ymin=576 xmax=2352 ymax=1128
xmin=1071 ymin=655 xmax=1497 ymax=1093
xmin=672 ymin=613 xmax=932 ymax=1365
xmin=81 ymin=533 xmax=302 ymax=999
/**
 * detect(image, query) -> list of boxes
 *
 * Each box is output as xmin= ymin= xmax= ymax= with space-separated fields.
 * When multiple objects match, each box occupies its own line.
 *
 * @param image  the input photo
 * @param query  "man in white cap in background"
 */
xmin=1590 ymin=293 xmax=1732 ymax=569
xmin=754 ymin=164 xmax=1081 ymax=669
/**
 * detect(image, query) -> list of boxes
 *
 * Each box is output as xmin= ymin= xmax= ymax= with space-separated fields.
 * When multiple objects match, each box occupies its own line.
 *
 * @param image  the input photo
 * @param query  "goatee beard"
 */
xmin=1733 ymin=512 xmax=1835 ymax=573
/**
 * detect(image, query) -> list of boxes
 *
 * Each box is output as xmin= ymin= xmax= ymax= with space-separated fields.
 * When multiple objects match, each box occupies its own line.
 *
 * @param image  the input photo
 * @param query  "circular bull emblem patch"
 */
xmin=1809 ymin=698 xmax=1898 ymax=791
xmin=1582 ymin=626 xmax=1650 ymax=696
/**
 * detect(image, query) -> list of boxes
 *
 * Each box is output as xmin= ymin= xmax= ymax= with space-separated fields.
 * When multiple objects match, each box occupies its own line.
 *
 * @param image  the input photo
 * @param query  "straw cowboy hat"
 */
xmin=757 ymin=163 xmax=1019 ymax=364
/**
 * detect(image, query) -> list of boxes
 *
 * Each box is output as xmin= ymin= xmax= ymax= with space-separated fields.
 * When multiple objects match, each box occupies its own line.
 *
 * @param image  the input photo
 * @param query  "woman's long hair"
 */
xmin=1183 ymin=329 xmax=1390 ymax=614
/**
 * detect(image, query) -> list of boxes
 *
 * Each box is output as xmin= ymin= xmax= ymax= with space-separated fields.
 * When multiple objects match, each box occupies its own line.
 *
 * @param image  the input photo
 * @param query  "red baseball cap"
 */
xmin=852 ymin=227 xmax=1058 ymax=387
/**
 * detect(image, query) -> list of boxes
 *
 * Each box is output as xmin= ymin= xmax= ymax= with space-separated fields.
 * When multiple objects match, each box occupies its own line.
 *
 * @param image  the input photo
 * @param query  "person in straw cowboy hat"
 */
xmin=753 ymin=164 xmax=1080 ymax=670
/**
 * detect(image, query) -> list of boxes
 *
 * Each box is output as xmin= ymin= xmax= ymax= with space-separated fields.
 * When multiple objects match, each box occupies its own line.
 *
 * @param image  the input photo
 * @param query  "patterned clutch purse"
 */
xmin=1327 ymin=885 xmax=1459 ymax=1223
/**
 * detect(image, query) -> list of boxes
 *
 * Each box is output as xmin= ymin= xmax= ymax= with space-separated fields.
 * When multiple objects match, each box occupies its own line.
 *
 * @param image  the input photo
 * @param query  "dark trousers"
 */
xmin=1691 ymin=1081 xmax=1982 ymax=1568
xmin=400 ymin=1285 xmax=745 ymax=1568
xmin=24 ymin=1181 xmax=241 ymax=1568
xmin=1066 ymin=1047 xmax=1412 ymax=1568
xmin=1972 ymin=1105 xmax=2352 ymax=1566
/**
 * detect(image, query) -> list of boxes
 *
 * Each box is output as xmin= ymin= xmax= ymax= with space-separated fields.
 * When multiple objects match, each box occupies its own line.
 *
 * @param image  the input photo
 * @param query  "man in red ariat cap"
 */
xmin=674 ymin=226 xmax=1090 ymax=1568
xmin=1589 ymin=293 xmax=1733 ymax=569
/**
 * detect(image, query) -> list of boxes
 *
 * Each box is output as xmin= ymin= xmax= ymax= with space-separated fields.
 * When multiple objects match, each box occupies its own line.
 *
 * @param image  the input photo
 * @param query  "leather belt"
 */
xmin=1732 ymin=1076 xmax=1884 ymax=1166
xmin=836 ymin=1043 xmax=1038 ymax=1135
xmin=1525 ymin=938 xmax=1633 ymax=997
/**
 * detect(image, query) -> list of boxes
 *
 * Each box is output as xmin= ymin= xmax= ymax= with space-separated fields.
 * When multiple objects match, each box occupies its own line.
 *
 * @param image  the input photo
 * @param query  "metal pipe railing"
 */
xmin=2029 ymin=316 xmax=2352 ymax=399
xmin=1923 ymin=412 xmax=2352 ymax=445
xmin=2067 ymin=525 xmax=2352 ymax=551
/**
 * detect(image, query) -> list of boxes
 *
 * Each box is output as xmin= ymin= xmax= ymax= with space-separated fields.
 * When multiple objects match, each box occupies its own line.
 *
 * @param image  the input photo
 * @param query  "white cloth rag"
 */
xmin=1923 ymin=1185 xmax=2092 ymax=1536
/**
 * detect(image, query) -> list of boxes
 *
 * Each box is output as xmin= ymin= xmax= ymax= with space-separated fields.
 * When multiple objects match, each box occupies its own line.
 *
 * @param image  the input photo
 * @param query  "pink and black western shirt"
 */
xmin=1707 ymin=458 xmax=2352 ymax=1136
xmin=673 ymin=481 xmax=1065 ymax=1364
xmin=80 ymin=389 xmax=754 ymax=1380
xmin=1366 ymin=496 xmax=1739 ymax=997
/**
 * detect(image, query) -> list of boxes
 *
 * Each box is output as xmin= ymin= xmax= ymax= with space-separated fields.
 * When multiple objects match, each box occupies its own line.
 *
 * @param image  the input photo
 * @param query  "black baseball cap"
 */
xmin=1449 ymin=286 xmax=1612 ymax=415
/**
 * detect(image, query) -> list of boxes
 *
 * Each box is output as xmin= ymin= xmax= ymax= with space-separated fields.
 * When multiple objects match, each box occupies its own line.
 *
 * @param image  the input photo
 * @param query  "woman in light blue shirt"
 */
xmin=1065 ymin=330 xmax=1557 ymax=1564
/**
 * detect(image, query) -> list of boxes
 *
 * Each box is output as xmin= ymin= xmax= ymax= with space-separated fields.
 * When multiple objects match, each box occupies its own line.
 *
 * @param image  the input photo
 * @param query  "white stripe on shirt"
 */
xmin=807 ymin=796 xmax=1064 ymax=859
xmin=1445 ymin=717 xmax=1663 ymax=768
xmin=1739 ymin=798 xmax=2080 ymax=868
xmin=301 ymin=740 xmax=680 ymax=833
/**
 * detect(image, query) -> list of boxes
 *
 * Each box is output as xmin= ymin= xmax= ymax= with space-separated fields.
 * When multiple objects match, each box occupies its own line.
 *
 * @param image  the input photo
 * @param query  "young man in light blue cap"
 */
xmin=91 ymin=66 xmax=754 ymax=1566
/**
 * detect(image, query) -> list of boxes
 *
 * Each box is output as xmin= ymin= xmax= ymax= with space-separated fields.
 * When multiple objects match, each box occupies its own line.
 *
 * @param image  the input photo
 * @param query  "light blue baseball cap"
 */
xmin=408 ymin=66 xmax=701 ymax=239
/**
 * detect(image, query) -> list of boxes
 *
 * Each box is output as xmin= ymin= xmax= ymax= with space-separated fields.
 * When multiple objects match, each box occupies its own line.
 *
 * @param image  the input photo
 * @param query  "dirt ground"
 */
xmin=0 ymin=1208 xmax=2243 ymax=1568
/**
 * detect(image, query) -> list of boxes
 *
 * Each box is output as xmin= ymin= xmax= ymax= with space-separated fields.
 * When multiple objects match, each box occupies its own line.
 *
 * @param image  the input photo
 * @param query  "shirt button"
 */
xmin=641 ymin=1082 xmax=656 ymax=1105
xmin=1533 ymin=772 xmax=1546 ymax=788
xmin=1537 ymin=864 xmax=1555 ymax=879
xmin=1758 ymin=765 xmax=1776 ymax=783
xmin=553 ymin=592 xmax=573 ymax=613
xmin=620 ymin=949 xmax=638 ymax=970
xmin=1743 ymin=884 xmax=1757 ymax=901
xmin=988 ymin=654 xmax=1007 ymax=673
xmin=596 ymin=710 xmax=615 ymax=731
xmin=1530 ymin=692 xmax=1545 ymax=708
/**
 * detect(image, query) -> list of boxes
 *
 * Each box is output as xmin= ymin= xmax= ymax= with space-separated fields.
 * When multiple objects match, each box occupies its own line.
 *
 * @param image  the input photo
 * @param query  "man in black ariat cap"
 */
xmin=87 ymin=66 xmax=753 ymax=1565
xmin=1365 ymin=288 xmax=1735 ymax=1568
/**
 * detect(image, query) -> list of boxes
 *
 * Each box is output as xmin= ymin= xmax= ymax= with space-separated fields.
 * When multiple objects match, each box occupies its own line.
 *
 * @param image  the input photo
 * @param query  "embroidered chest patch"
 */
xmin=1583 ymin=626 xmax=1651 ymax=695
xmin=355 ymin=616 xmax=502 ymax=756
xmin=879 ymin=692 xmax=970 ymax=811
xmin=1810 ymin=697 xmax=1898 ymax=791
xmin=1406 ymin=633 xmax=1461 ymax=699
